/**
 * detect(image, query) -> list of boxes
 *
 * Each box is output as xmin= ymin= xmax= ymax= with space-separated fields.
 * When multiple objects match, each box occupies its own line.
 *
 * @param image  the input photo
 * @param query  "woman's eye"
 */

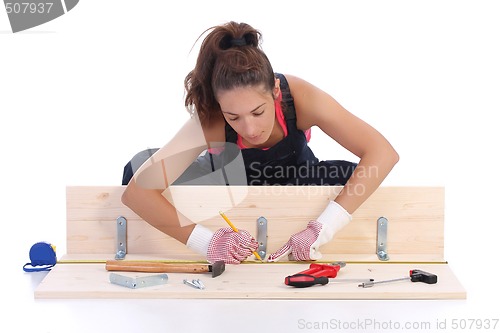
xmin=253 ymin=111 xmax=264 ymax=116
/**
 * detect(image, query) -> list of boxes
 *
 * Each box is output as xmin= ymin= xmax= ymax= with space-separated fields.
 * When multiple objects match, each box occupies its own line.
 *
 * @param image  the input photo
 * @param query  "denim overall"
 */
xmin=122 ymin=74 xmax=356 ymax=186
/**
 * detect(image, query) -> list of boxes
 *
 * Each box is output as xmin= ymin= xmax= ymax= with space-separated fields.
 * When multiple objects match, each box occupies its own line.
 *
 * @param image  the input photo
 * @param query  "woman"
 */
xmin=121 ymin=21 xmax=399 ymax=264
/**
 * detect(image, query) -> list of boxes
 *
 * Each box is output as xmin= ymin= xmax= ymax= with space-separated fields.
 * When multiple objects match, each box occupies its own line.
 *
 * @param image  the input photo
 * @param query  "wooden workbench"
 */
xmin=34 ymin=186 xmax=466 ymax=299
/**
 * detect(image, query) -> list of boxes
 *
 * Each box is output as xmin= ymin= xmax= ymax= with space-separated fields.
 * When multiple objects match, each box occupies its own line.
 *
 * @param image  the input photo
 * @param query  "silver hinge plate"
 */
xmin=109 ymin=273 xmax=168 ymax=289
xmin=376 ymin=216 xmax=390 ymax=261
xmin=256 ymin=216 xmax=268 ymax=260
xmin=115 ymin=216 xmax=127 ymax=260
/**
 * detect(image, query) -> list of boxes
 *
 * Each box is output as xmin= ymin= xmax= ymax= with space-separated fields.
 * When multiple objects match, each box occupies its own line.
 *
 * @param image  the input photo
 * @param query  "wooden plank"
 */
xmin=53 ymin=185 xmax=458 ymax=300
xmin=58 ymin=253 xmax=447 ymax=264
xmin=35 ymin=262 xmax=465 ymax=300
xmin=66 ymin=186 xmax=444 ymax=260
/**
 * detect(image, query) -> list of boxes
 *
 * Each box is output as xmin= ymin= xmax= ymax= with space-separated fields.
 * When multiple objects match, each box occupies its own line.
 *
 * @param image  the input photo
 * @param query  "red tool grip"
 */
xmin=285 ymin=274 xmax=329 ymax=288
xmin=296 ymin=264 xmax=324 ymax=276
xmin=295 ymin=263 xmax=341 ymax=278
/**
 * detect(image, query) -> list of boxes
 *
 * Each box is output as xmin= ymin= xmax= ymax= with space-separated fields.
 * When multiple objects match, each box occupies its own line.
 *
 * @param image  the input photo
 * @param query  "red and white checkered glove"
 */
xmin=267 ymin=220 xmax=323 ymax=261
xmin=267 ymin=201 xmax=352 ymax=262
xmin=186 ymin=224 xmax=259 ymax=265
xmin=207 ymin=228 xmax=259 ymax=264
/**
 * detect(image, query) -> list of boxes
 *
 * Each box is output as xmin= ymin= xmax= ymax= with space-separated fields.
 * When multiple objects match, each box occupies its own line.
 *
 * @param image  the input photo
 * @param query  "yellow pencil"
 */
xmin=219 ymin=211 xmax=263 ymax=262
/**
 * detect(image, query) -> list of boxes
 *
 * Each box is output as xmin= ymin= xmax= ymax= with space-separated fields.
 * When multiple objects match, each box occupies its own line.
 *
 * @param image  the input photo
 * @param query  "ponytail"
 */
xmin=184 ymin=21 xmax=275 ymax=125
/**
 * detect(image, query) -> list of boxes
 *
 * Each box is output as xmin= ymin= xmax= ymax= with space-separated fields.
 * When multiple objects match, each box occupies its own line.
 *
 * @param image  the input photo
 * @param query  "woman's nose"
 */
xmin=242 ymin=119 xmax=258 ymax=137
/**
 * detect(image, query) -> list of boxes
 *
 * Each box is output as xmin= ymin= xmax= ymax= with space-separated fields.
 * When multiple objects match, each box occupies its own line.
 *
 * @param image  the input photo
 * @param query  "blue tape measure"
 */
xmin=23 ymin=242 xmax=57 ymax=272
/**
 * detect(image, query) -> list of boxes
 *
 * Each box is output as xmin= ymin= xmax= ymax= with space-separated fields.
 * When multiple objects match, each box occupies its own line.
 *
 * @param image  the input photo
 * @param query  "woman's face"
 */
xmin=217 ymin=83 xmax=279 ymax=148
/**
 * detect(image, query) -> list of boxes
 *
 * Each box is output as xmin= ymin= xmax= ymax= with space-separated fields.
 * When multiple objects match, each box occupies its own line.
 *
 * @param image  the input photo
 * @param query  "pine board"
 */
xmin=41 ymin=185 xmax=464 ymax=300
xmin=66 ymin=186 xmax=445 ymax=259
xmin=35 ymin=262 xmax=465 ymax=300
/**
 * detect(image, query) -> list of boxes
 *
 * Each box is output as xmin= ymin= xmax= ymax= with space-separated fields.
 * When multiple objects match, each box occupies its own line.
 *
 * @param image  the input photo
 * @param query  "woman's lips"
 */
xmin=247 ymin=134 xmax=262 ymax=143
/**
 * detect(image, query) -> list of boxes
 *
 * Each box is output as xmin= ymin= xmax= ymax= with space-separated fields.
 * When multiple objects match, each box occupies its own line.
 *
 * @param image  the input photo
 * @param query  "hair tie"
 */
xmin=230 ymin=37 xmax=247 ymax=46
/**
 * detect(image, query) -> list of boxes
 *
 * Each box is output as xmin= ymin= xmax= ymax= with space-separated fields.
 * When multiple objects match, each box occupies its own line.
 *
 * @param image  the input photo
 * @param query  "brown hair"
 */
xmin=184 ymin=21 xmax=275 ymax=125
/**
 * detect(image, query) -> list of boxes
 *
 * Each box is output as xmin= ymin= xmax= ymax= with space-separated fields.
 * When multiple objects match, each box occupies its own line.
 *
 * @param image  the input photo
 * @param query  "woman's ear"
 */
xmin=273 ymin=78 xmax=281 ymax=99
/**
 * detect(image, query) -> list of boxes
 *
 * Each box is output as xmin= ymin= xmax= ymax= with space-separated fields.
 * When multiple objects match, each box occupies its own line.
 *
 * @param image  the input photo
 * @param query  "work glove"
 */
xmin=267 ymin=201 xmax=352 ymax=262
xmin=186 ymin=225 xmax=259 ymax=264
xmin=207 ymin=227 xmax=259 ymax=264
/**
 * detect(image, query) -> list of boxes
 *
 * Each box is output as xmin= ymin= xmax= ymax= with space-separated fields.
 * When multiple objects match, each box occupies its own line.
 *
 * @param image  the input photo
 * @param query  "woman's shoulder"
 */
xmin=278 ymin=74 xmax=317 ymax=104
xmin=278 ymin=74 xmax=318 ymax=130
xmin=279 ymin=74 xmax=309 ymax=92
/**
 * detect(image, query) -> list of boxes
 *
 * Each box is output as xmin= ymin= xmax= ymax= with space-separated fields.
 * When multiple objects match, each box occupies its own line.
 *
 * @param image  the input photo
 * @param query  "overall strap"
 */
xmin=275 ymin=73 xmax=297 ymax=121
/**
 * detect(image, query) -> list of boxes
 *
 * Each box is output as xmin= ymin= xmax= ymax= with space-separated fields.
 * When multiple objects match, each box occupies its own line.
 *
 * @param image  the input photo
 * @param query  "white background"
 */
xmin=1 ymin=1 xmax=500 ymax=332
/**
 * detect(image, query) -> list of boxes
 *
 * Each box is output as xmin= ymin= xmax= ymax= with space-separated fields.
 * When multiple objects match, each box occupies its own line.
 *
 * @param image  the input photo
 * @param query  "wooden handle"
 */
xmin=105 ymin=260 xmax=210 ymax=274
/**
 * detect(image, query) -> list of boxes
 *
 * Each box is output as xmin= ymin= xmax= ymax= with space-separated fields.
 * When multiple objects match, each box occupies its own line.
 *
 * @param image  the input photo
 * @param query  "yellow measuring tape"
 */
xmin=57 ymin=259 xmax=448 ymax=265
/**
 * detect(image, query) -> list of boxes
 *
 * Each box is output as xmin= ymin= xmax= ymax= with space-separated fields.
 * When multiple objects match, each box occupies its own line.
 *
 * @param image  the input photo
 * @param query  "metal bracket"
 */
xmin=376 ymin=216 xmax=390 ymax=261
xmin=109 ymin=273 xmax=168 ymax=289
xmin=115 ymin=216 xmax=127 ymax=260
xmin=256 ymin=216 xmax=268 ymax=260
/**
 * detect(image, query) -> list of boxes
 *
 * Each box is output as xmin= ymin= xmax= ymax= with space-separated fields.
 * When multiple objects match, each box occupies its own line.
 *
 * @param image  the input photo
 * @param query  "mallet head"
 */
xmin=210 ymin=261 xmax=225 ymax=278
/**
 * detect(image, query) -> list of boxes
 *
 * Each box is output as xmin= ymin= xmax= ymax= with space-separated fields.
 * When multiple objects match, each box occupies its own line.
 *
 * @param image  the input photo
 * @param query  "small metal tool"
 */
xmin=330 ymin=278 xmax=374 ymax=284
xmin=285 ymin=274 xmax=374 ymax=288
xmin=359 ymin=277 xmax=409 ymax=288
xmin=192 ymin=279 xmax=205 ymax=290
xmin=358 ymin=269 xmax=438 ymax=288
xmin=183 ymin=278 xmax=204 ymax=290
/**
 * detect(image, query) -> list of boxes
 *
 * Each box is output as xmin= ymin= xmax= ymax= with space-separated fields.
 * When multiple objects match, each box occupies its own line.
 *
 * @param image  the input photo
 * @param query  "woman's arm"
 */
xmin=122 ymin=182 xmax=196 ymax=243
xmin=121 ymin=116 xmax=209 ymax=243
xmin=287 ymin=74 xmax=399 ymax=213
xmin=121 ymin=115 xmax=259 ymax=264
xmin=268 ymin=75 xmax=398 ymax=262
